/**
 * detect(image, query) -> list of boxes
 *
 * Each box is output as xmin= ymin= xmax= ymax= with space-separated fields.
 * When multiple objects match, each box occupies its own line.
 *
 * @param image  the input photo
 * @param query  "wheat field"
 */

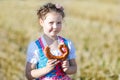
xmin=0 ymin=0 xmax=120 ymax=80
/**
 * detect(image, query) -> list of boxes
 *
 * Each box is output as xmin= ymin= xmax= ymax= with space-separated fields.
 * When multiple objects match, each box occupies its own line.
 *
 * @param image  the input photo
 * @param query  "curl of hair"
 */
xmin=37 ymin=3 xmax=65 ymax=19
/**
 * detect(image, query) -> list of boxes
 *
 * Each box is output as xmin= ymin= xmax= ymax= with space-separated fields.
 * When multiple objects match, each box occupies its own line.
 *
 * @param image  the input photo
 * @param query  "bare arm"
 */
xmin=25 ymin=59 xmax=60 ymax=80
xmin=62 ymin=59 xmax=77 ymax=75
xmin=25 ymin=62 xmax=51 ymax=80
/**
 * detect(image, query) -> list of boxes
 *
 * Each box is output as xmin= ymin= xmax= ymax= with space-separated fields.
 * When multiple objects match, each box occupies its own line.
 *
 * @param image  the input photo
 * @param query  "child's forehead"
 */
xmin=44 ymin=12 xmax=63 ymax=21
xmin=46 ymin=11 xmax=62 ymax=17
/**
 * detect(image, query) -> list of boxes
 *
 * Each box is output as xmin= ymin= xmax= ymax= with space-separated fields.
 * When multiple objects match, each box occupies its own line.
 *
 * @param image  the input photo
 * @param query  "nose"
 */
xmin=53 ymin=23 xmax=58 ymax=28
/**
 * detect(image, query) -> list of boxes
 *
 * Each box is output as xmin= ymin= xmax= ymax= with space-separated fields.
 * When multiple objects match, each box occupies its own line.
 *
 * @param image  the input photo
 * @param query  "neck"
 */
xmin=43 ymin=34 xmax=58 ymax=46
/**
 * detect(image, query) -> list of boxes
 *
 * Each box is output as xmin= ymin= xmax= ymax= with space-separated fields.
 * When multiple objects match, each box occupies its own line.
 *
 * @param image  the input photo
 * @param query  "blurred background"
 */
xmin=0 ymin=0 xmax=120 ymax=80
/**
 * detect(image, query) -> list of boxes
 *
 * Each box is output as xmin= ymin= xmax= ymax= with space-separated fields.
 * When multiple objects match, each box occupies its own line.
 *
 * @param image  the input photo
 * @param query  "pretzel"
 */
xmin=43 ymin=43 xmax=69 ymax=60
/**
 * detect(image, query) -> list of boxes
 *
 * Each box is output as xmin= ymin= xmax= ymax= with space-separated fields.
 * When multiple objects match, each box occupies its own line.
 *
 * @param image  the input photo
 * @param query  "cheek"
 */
xmin=43 ymin=26 xmax=52 ymax=33
xmin=58 ymin=26 xmax=62 ymax=31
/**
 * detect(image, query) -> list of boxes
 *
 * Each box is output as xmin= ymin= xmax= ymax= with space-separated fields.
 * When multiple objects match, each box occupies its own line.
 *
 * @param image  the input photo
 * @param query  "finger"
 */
xmin=51 ymin=60 xmax=59 ymax=64
xmin=48 ymin=59 xmax=57 ymax=63
xmin=51 ymin=60 xmax=60 ymax=66
xmin=48 ymin=59 xmax=57 ymax=62
xmin=49 ymin=60 xmax=59 ymax=66
xmin=51 ymin=59 xmax=58 ymax=64
xmin=62 ymin=61 xmax=68 ymax=65
xmin=62 ymin=59 xmax=68 ymax=61
xmin=63 ymin=60 xmax=68 ymax=62
xmin=62 ymin=65 xmax=69 ymax=68
xmin=62 ymin=63 xmax=69 ymax=68
xmin=55 ymin=60 xmax=60 ymax=64
xmin=63 ymin=67 xmax=68 ymax=72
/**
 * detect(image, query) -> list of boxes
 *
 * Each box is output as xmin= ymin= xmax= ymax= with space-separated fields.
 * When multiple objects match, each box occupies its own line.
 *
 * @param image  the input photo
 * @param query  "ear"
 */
xmin=39 ymin=18 xmax=44 ymax=26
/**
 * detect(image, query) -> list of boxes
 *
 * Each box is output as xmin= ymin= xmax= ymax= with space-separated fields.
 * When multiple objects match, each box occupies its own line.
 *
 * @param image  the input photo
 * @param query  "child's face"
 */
xmin=40 ymin=11 xmax=63 ymax=37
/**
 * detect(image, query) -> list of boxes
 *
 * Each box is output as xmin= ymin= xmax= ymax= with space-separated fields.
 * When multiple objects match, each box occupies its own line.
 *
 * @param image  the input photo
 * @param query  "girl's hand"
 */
xmin=46 ymin=59 xmax=60 ymax=71
xmin=62 ymin=60 xmax=70 ymax=72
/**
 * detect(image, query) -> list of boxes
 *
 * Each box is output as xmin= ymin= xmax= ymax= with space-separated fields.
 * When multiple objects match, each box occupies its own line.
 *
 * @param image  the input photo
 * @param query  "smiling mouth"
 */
xmin=53 ymin=30 xmax=58 ymax=32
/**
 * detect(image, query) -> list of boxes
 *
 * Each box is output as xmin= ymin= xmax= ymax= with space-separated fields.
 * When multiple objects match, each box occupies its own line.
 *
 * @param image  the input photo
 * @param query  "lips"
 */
xmin=49 ymin=29 xmax=57 ymax=32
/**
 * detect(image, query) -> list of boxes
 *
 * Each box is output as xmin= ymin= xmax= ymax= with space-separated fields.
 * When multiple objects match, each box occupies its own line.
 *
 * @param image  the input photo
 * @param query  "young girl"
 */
xmin=25 ymin=3 xmax=77 ymax=80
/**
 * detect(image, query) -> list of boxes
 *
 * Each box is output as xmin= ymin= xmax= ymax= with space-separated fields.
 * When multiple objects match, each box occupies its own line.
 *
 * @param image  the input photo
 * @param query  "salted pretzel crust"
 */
xmin=44 ymin=44 xmax=69 ymax=60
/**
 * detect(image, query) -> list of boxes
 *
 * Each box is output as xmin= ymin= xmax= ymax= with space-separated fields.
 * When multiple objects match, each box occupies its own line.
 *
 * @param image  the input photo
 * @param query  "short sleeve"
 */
xmin=26 ymin=41 xmax=39 ymax=64
xmin=67 ymin=40 xmax=76 ymax=59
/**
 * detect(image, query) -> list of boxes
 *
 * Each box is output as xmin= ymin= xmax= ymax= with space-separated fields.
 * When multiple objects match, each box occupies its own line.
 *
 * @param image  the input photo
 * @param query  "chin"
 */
xmin=51 ymin=35 xmax=57 ymax=37
xmin=50 ymin=33 xmax=58 ymax=36
xmin=50 ymin=34 xmax=58 ymax=37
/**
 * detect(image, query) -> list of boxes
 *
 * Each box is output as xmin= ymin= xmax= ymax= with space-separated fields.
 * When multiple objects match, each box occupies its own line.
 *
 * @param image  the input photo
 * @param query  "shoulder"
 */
xmin=27 ymin=39 xmax=39 ymax=52
xmin=61 ymin=37 xmax=74 ymax=46
xmin=28 ymin=41 xmax=37 ymax=48
xmin=59 ymin=36 xmax=75 ymax=49
xmin=26 ymin=40 xmax=39 ymax=64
